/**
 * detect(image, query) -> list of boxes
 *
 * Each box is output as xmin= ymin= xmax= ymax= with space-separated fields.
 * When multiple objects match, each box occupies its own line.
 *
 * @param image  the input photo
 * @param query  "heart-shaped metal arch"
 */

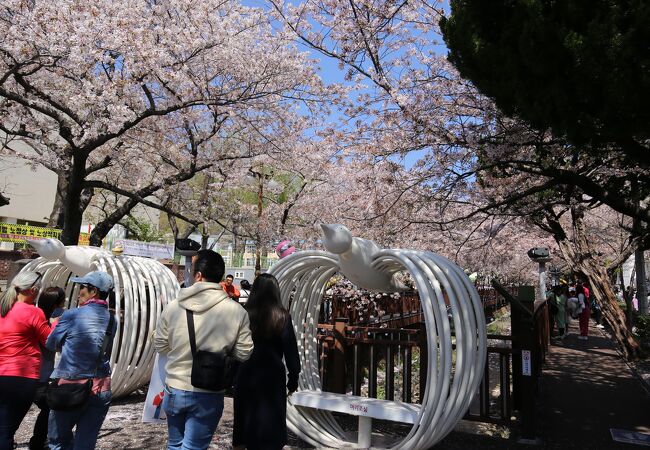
xmin=269 ymin=249 xmax=487 ymax=449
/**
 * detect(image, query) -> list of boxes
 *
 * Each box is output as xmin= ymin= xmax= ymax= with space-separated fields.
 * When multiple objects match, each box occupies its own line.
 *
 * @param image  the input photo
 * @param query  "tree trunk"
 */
xmin=554 ymin=208 xmax=642 ymax=359
xmin=634 ymin=248 xmax=648 ymax=314
xmin=201 ymin=223 xmax=209 ymax=250
xmin=48 ymin=172 xmax=68 ymax=229
xmin=60 ymin=155 xmax=88 ymax=245
xmin=255 ymin=176 xmax=263 ymax=277
xmin=620 ymin=266 xmax=634 ymax=328
xmin=169 ymin=214 xmax=180 ymax=275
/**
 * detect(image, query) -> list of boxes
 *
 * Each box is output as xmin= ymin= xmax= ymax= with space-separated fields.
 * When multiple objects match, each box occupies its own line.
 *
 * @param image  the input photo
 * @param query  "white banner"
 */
xmin=142 ymin=354 xmax=168 ymax=423
xmin=115 ymin=239 xmax=174 ymax=260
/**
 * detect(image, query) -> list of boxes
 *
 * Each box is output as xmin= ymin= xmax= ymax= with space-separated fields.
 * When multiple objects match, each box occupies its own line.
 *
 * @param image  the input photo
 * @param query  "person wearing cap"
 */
xmin=46 ymin=271 xmax=117 ymax=450
xmin=155 ymin=250 xmax=253 ymax=450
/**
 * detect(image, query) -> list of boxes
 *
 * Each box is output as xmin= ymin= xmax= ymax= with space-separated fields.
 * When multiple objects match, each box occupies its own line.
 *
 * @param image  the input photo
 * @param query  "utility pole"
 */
xmin=633 ymin=217 xmax=648 ymax=314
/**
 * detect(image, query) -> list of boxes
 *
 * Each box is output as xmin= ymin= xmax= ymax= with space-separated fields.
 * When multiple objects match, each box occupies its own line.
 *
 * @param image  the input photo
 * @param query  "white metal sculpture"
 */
xmin=269 ymin=224 xmax=487 ymax=449
xmin=23 ymin=239 xmax=179 ymax=398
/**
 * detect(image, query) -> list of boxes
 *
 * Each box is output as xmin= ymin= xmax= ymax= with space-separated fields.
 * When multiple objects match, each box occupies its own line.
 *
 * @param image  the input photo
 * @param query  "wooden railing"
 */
xmin=315 ymin=322 xmax=515 ymax=425
xmin=313 ymin=284 xmax=549 ymax=435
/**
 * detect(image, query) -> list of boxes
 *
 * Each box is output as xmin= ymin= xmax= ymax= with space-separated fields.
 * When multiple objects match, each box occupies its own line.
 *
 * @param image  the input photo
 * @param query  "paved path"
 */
xmin=12 ymin=319 xmax=650 ymax=449
xmin=537 ymin=319 xmax=650 ymax=449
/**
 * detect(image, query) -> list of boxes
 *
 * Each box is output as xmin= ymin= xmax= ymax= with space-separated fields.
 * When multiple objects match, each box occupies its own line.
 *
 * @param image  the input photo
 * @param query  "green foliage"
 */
xmin=225 ymin=168 xmax=306 ymax=209
xmin=121 ymin=215 xmax=166 ymax=242
xmin=634 ymin=314 xmax=650 ymax=341
xmin=440 ymin=1 xmax=650 ymax=151
xmin=486 ymin=321 xmax=501 ymax=334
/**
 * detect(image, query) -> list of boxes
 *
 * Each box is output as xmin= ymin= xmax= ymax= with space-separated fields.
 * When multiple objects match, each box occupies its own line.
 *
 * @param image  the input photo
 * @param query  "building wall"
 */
xmin=1 ymin=152 xmax=161 ymax=250
xmin=0 ymin=156 xmax=57 ymax=223
xmin=0 ymin=249 xmax=37 ymax=286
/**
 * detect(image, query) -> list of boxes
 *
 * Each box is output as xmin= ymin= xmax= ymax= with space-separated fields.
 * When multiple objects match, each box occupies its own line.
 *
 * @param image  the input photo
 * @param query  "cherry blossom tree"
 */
xmin=267 ymin=0 xmax=648 ymax=356
xmin=469 ymin=130 xmax=644 ymax=356
xmin=0 ymin=0 xmax=326 ymax=244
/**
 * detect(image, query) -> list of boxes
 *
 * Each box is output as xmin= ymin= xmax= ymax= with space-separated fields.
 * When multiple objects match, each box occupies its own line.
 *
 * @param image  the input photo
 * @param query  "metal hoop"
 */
xmin=21 ymin=254 xmax=179 ymax=398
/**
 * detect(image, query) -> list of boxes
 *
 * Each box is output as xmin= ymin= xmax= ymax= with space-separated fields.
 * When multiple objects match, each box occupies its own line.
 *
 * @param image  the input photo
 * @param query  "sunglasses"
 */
xmin=27 ymin=272 xmax=43 ymax=290
xmin=80 ymin=283 xmax=97 ymax=291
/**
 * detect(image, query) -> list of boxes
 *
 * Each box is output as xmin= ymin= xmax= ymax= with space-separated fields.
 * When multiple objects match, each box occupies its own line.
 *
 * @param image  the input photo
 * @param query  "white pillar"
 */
xmin=538 ymin=261 xmax=547 ymax=302
xmin=357 ymin=416 xmax=372 ymax=448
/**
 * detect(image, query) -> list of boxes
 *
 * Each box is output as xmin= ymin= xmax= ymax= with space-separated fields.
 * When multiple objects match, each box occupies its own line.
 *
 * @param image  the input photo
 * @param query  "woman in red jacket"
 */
xmin=0 ymin=271 xmax=50 ymax=450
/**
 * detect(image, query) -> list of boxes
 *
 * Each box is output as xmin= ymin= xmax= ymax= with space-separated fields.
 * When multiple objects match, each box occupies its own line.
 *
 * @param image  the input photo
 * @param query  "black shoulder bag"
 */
xmin=47 ymin=313 xmax=114 ymax=411
xmin=187 ymin=309 xmax=233 ymax=391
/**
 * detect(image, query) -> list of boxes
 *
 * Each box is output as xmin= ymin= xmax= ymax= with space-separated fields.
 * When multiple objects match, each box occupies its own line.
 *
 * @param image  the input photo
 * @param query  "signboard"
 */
xmin=115 ymin=239 xmax=174 ymax=260
xmin=78 ymin=233 xmax=90 ymax=246
xmin=142 ymin=354 xmax=168 ymax=423
xmin=0 ymin=222 xmax=89 ymax=246
xmin=522 ymin=350 xmax=532 ymax=376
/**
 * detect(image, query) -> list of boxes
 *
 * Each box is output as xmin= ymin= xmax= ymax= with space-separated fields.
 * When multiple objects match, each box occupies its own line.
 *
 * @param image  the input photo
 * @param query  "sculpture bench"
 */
xmin=290 ymin=390 xmax=421 ymax=448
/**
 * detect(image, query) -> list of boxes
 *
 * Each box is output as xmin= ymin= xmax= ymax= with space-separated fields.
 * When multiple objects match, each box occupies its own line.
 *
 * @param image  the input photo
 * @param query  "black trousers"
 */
xmin=0 ymin=376 xmax=38 ymax=450
xmin=30 ymin=382 xmax=50 ymax=450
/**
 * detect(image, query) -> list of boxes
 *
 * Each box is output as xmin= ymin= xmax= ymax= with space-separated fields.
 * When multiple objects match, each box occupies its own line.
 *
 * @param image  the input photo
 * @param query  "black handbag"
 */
xmin=186 ymin=309 xmax=233 ymax=391
xmin=46 ymin=314 xmax=114 ymax=411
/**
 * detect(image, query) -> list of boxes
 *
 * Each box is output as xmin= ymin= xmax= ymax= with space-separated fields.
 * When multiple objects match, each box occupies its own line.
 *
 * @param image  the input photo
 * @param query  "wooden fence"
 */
xmin=316 ymin=323 xmax=516 ymax=425
xmin=314 ymin=284 xmax=549 ymax=438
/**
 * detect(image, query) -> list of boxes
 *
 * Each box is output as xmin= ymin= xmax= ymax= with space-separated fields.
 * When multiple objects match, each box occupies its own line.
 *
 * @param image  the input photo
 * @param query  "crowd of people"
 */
xmin=0 ymin=249 xmax=301 ymax=450
xmin=546 ymin=280 xmax=603 ymax=341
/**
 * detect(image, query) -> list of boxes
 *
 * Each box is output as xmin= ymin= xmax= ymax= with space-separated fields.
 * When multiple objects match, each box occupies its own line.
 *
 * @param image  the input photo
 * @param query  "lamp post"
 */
xmin=527 ymin=247 xmax=551 ymax=301
xmin=175 ymin=238 xmax=201 ymax=287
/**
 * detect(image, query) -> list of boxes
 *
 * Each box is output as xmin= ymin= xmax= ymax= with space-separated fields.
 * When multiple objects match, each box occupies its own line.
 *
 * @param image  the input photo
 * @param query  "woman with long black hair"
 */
xmin=233 ymin=274 xmax=300 ymax=450
xmin=30 ymin=287 xmax=66 ymax=450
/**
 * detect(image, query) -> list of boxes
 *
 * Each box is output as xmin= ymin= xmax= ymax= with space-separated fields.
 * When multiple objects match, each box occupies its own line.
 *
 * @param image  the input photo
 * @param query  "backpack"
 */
xmin=567 ymin=296 xmax=582 ymax=318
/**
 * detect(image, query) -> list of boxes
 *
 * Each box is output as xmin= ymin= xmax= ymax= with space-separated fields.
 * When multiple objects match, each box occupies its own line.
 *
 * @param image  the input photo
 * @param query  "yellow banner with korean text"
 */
xmin=0 ymin=222 xmax=90 ymax=246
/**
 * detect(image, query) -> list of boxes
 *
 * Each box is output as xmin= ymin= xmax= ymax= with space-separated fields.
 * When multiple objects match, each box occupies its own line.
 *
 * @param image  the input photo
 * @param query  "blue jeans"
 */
xmin=48 ymin=390 xmax=111 ymax=450
xmin=162 ymin=386 xmax=224 ymax=450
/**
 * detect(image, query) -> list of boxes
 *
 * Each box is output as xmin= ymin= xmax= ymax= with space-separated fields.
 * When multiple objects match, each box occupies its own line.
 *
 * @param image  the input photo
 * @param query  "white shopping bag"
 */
xmin=142 ymin=353 xmax=168 ymax=423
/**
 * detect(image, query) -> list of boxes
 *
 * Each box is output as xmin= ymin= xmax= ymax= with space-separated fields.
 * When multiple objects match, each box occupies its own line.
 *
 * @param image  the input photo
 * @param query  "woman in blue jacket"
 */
xmin=46 ymin=271 xmax=116 ymax=450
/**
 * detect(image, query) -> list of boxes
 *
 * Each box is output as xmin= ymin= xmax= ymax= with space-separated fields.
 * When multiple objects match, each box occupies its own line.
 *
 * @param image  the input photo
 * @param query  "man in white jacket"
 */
xmin=154 ymin=250 xmax=253 ymax=450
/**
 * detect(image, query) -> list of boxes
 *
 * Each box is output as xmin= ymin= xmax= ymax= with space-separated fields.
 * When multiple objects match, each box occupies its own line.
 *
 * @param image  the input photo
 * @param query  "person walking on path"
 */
xmin=238 ymin=279 xmax=251 ymax=304
xmin=154 ymin=250 xmax=253 ymax=450
xmin=46 ymin=271 xmax=117 ymax=450
xmin=546 ymin=285 xmax=561 ymax=336
xmin=0 ymin=271 xmax=49 ymax=450
xmin=576 ymin=282 xmax=590 ymax=340
xmin=233 ymin=273 xmax=301 ymax=450
xmin=553 ymin=285 xmax=568 ymax=339
xmin=30 ymin=287 xmax=65 ymax=450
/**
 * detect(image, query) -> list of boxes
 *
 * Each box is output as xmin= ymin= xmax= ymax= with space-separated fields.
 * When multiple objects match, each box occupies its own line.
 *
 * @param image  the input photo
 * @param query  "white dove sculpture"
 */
xmin=28 ymin=238 xmax=108 ymax=276
xmin=320 ymin=223 xmax=404 ymax=292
